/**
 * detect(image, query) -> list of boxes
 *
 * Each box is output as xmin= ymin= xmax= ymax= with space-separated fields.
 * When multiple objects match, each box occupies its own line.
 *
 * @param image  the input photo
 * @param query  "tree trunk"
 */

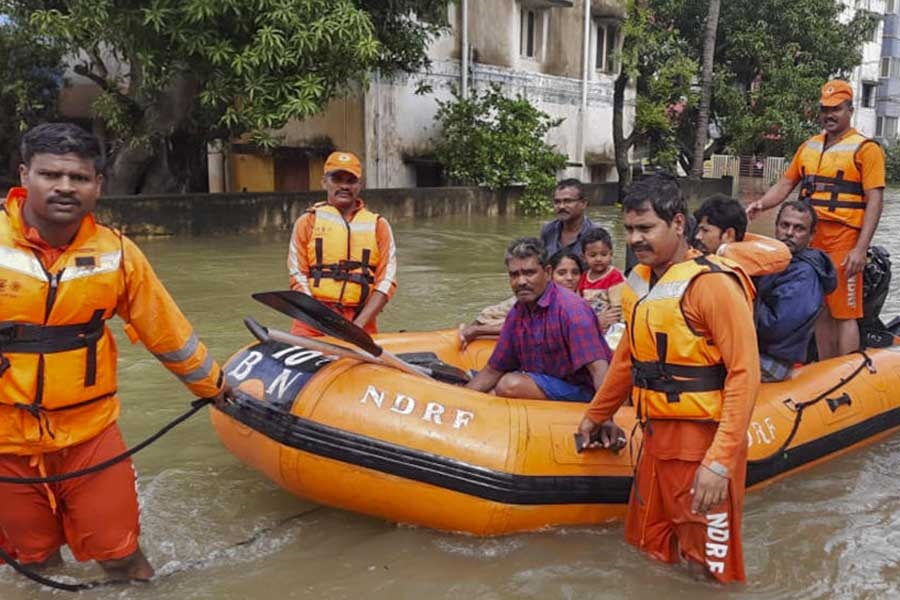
xmin=102 ymin=75 xmax=204 ymax=195
xmin=613 ymin=69 xmax=633 ymax=202
xmin=690 ymin=0 xmax=721 ymax=178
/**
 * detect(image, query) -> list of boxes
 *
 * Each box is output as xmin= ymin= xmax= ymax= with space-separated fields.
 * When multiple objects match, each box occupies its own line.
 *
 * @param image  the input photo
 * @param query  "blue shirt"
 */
xmin=539 ymin=216 xmax=595 ymax=256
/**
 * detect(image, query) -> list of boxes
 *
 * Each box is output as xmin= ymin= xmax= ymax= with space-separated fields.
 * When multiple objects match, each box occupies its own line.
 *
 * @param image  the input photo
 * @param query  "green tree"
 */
xmin=613 ymin=0 xmax=697 ymax=197
xmin=3 ymin=0 xmax=449 ymax=194
xmin=669 ymin=0 xmax=877 ymax=166
xmin=434 ymin=85 xmax=568 ymax=215
xmin=0 ymin=17 xmax=65 ymax=182
xmin=614 ymin=0 xmax=876 ymax=181
xmin=885 ymin=142 xmax=900 ymax=185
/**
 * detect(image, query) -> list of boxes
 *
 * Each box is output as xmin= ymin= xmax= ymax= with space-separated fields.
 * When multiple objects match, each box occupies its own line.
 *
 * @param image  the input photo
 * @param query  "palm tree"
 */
xmin=690 ymin=0 xmax=721 ymax=178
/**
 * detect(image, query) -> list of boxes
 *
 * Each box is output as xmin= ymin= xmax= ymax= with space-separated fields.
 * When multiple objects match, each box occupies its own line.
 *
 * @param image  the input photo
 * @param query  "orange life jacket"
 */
xmin=623 ymin=255 xmax=754 ymax=422
xmin=0 ymin=189 xmax=222 ymax=455
xmin=795 ymin=131 xmax=876 ymax=229
xmin=306 ymin=202 xmax=380 ymax=307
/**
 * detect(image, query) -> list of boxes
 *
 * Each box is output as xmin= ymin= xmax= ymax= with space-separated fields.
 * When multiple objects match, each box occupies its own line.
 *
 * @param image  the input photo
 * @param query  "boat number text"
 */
xmin=228 ymin=347 xmax=331 ymax=402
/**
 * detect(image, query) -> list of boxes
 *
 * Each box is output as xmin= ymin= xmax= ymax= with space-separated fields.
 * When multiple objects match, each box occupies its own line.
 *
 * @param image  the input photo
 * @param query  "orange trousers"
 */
xmin=624 ymin=451 xmax=748 ymax=583
xmin=0 ymin=423 xmax=140 ymax=564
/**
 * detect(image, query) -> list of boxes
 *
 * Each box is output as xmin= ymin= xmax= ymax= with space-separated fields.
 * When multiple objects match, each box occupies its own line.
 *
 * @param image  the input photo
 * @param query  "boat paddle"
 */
xmin=251 ymin=291 xmax=435 ymax=380
xmin=245 ymin=317 xmax=470 ymax=384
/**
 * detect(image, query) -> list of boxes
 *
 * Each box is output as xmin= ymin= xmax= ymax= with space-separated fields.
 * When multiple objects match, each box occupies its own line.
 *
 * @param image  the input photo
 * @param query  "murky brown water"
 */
xmin=3 ymin=198 xmax=899 ymax=599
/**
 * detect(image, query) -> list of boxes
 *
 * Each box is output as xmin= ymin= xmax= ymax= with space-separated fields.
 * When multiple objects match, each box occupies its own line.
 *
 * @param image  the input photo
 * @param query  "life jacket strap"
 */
xmin=631 ymin=359 xmax=727 ymax=398
xmin=799 ymin=171 xmax=865 ymax=211
xmin=0 ymin=308 xmax=107 ymax=387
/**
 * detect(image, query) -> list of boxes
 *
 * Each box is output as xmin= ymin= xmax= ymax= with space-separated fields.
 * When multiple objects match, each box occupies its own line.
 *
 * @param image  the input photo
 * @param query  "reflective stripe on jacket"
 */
xmin=623 ymin=255 xmax=754 ymax=422
xmin=0 ymin=188 xmax=222 ymax=455
xmin=306 ymin=202 xmax=380 ymax=307
xmin=796 ymin=132 xmax=874 ymax=228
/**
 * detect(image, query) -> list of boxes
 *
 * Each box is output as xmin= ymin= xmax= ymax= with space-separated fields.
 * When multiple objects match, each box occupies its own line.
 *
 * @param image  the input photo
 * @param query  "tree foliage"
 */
xmin=0 ymin=16 xmax=65 ymax=181
xmin=619 ymin=0 xmax=877 ymax=175
xmin=3 ymin=0 xmax=450 ymax=193
xmin=434 ymin=85 xmax=568 ymax=215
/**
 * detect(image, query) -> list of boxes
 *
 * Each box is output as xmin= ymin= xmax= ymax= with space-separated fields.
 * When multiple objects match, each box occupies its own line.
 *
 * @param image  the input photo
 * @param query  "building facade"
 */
xmin=228 ymin=0 xmax=632 ymax=192
xmin=840 ymin=0 xmax=884 ymax=139
xmin=878 ymin=0 xmax=900 ymax=142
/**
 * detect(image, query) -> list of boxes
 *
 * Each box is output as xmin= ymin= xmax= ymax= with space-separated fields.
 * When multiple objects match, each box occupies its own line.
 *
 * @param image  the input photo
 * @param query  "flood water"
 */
xmin=3 ymin=196 xmax=899 ymax=599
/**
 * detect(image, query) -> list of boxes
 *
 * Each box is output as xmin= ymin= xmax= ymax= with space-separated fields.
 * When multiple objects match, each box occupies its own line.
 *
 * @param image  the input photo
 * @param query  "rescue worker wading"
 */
xmin=0 ymin=123 xmax=232 ymax=581
xmin=577 ymin=173 xmax=760 ymax=583
xmin=287 ymin=151 xmax=397 ymax=336
xmin=748 ymin=79 xmax=886 ymax=359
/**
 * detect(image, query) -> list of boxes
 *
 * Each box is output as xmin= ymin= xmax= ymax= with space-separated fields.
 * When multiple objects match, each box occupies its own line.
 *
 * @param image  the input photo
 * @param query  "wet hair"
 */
xmin=549 ymin=249 xmax=586 ymax=273
xmin=580 ymin=226 xmax=613 ymax=253
xmin=694 ymin=194 xmax=747 ymax=241
xmin=622 ymin=172 xmax=686 ymax=224
xmin=20 ymin=122 xmax=105 ymax=172
xmin=505 ymin=237 xmax=549 ymax=267
xmin=555 ymin=178 xmax=585 ymax=199
xmin=776 ymin=199 xmax=818 ymax=233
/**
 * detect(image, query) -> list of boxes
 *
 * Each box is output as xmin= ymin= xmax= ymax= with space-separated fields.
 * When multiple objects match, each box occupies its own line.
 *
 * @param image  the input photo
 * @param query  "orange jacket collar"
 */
xmin=4 ymin=186 xmax=98 ymax=250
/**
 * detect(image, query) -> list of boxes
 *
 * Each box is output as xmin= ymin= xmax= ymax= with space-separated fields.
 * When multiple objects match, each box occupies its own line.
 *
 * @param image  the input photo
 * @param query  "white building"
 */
xmin=227 ymin=0 xmax=632 ymax=192
xmin=843 ymin=0 xmax=885 ymax=137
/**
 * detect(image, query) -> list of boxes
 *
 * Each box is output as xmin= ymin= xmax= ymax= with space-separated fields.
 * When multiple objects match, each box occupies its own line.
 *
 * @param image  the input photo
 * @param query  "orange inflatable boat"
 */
xmin=211 ymin=329 xmax=900 ymax=536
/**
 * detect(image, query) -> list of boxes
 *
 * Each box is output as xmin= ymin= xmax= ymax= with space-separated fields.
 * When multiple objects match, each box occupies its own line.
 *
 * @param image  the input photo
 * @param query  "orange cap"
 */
xmin=324 ymin=151 xmax=362 ymax=178
xmin=820 ymin=80 xmax=853 ymax=107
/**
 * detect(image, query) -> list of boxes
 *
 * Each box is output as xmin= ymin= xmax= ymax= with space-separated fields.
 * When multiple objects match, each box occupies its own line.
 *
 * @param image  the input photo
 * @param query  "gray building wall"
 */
xmin=878 ymin=11 xmax=900 ymax=140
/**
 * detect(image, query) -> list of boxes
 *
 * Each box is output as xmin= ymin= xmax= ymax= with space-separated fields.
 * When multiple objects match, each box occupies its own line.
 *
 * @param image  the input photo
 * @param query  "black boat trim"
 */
xmin=219 ymin=393 xmax=900 ymax=506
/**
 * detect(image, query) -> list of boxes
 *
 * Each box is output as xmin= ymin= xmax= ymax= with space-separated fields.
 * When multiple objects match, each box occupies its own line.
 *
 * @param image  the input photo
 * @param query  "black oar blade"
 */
xmin=252 ymin=290 xmax=382 ymax=357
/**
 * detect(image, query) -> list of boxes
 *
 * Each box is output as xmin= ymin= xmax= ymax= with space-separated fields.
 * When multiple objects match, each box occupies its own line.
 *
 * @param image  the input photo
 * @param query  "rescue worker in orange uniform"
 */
xmin=287 ymin=151 xmax=398 ymax=336
xmin=577 ymin=173 xmax=760 ymax=583
xmin=0 ymin=123 xmax=231 ymax=581
xmin=748 ymin=80 xmax=886 ymax=359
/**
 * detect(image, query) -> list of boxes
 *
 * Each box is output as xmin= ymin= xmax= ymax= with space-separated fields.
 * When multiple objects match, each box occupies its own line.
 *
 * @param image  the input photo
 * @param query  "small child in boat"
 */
xmin=577 ymin=227 xmax=625 ymax=334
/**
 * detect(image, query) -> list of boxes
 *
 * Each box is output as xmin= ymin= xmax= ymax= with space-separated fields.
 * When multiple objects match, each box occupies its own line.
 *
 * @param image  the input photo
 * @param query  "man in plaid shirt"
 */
xmin=466 ymin=237 xmax=612 ymax=402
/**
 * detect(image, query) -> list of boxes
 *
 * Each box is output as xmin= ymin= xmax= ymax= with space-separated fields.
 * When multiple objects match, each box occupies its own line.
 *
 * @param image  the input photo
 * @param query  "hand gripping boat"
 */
xmin=211 ymin=305 xmax=900 ymax=536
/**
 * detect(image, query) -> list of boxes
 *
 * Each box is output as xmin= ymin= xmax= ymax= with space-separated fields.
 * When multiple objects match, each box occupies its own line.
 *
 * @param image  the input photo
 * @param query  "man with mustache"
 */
xmin=577 ymin=173 xmax=759 ymax=583
xmin=755 ymin=201 xmax=836 ymax=381
xmin=540 ymin=179 xmax=595 ymax=255
xmin=287 ymin=151 xmax=398 ymax=336
xmin=0 ymin=123 xmax=231 ymax=580
xmin=747 ymin=80 xmax=885 ymax=359
xmin=466 ymin=237 xmax=617 ymax=408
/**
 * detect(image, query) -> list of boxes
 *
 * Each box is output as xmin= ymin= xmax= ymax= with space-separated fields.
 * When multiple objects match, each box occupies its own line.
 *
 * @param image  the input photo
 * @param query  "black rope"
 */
xmin=0 ymin=397 xmax=214 ymax=591
xmin=0 ymin=544 xmax=109 ymax=591
xmin=0 ymin=507 xmax=322 ymax=592
xmin=749 ymin=350 xmax=874 ymax=465
xmin=0 ymin=398 xmax=213 ymax=485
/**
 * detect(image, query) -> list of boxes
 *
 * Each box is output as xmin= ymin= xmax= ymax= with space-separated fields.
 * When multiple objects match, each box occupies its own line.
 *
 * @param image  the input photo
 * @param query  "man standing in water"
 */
xmin=0 ymin=123 xmax=231 ymax=580
xmin=540 ymin=179 xmax=596 ymax=255
xmin=747 ymin=80 xmax=885 ymax=359
xmin=578 ymin=173 xmax=759 ymax=583
xmin=287 ymin=151 xmax=398 ymax=336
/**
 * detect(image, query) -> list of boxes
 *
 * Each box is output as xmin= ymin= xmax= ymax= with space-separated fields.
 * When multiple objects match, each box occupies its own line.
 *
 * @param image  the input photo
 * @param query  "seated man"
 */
xmin=755 ymin=201 xmax=837 ymax=381
xmin=694 ymin=193 xmax=791 ymax=279
xmin=465 ymin=237 xmax=612 ymax=402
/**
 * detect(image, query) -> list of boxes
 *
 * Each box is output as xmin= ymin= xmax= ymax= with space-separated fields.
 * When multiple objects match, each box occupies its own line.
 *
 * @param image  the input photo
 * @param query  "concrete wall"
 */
xmin=89 ymin=178 xmax=733 ymax=237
